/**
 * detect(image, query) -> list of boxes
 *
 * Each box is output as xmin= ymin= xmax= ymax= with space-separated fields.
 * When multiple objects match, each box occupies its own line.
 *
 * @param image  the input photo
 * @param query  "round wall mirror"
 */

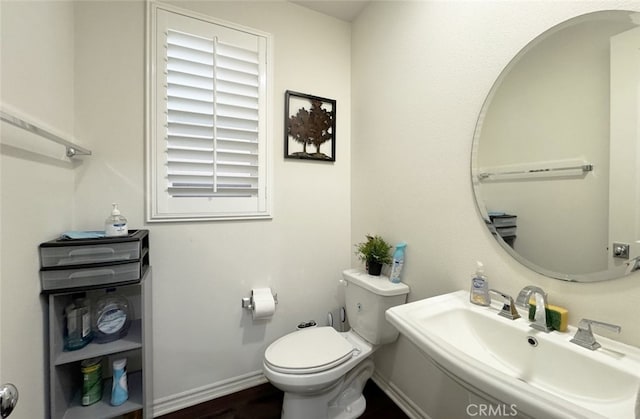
xmin=472 ymin=10 xmax=640 ymax=282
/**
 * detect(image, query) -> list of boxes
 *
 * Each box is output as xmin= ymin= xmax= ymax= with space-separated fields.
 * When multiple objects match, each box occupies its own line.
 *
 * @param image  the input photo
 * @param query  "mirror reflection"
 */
xmin=472 ymin=10 xmax=640 ymax=282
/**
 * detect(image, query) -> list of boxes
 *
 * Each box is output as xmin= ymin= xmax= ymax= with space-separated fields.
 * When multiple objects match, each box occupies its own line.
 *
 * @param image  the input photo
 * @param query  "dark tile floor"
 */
xmin=158 ymin=379 xmax=409 ymax=419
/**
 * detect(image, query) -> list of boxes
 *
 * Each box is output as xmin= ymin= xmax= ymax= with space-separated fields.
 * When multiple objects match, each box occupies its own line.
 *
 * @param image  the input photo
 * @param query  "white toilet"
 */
xmin=263 ymin=268 xmax=410 ymax=419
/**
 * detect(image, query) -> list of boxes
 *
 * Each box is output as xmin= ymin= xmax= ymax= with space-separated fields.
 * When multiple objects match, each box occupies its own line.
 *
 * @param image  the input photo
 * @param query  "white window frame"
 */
xmin=145 ymin=1 xmax=273 ymax=222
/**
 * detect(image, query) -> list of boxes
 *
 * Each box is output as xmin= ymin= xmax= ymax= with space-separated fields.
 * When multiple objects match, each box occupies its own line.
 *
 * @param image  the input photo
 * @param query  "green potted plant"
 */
xmin=355 ymin=234 xmax=393 ymax=276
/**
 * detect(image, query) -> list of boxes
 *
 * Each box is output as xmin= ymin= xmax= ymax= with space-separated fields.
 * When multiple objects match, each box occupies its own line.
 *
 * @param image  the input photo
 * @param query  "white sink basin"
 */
xmin=386 ymin=290 xmax=640 ymax=419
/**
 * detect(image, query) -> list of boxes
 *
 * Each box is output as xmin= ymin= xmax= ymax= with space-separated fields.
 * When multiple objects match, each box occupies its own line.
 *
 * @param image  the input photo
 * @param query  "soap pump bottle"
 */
xmin=389 ymin=242 xmax=407 ymax=283
xmin=104 ymin=203 xmax=128 ymax=237
xmin=470 ymin=261 xmax=490 ymax=306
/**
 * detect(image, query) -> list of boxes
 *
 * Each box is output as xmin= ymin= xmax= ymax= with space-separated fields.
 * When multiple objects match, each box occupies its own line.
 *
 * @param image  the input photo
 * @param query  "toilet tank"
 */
xmin=343 ymin=269 xmax=410 ymax=345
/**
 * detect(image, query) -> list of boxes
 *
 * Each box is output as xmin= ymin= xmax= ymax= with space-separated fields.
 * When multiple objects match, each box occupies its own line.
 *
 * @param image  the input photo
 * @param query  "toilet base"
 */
xmin=328 ymin=394 xmax=366 ymax=419
xmin=280 ymin=358 xmax=374 ymax=419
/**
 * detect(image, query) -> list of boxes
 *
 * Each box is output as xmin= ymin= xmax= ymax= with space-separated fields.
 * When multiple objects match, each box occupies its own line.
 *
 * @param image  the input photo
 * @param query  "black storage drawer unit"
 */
xmin=39 ymin=230 xmax=149 ymax=293
xmin=40 ymin=240 xmax=140 ymax=267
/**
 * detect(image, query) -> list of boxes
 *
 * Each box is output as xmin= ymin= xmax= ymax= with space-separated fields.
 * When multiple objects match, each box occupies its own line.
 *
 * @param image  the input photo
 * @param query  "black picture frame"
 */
xmin=284 ymin=90 xmax=336 ymax=162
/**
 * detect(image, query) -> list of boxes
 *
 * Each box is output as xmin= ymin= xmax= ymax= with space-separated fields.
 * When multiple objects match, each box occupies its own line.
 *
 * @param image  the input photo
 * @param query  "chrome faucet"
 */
xmin=516 ymin=285 xmax=551 ymax=332
xmin=515 ymin=285 xmax=545 ymax=309
xmin=489 ymin=289 xmax=520 ymax=320
xmin=570 ymin=319 xmax=621 ymax=350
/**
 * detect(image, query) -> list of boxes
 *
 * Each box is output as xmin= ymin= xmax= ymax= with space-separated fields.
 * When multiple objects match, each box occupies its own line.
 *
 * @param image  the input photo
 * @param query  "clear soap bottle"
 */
xmin=470 ymin=261 xmax=490 ymax=306
xmin=104 ymin=203 xmax=128 ymax=237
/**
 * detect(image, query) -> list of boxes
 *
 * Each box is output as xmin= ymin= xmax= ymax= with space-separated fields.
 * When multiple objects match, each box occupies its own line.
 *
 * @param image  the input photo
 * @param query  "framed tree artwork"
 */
xmin=285 ymin=90 xmax=336 ymax=162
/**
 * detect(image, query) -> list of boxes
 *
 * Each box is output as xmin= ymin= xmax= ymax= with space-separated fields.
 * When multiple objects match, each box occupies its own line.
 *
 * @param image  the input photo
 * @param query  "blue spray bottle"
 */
xmin=389 ymin=242 xmax=407 ymax=283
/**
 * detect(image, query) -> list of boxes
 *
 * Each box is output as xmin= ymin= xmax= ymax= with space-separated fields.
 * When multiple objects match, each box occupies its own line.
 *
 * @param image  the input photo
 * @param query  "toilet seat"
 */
xmin=265 ymin=327 xmax=355 ymax=375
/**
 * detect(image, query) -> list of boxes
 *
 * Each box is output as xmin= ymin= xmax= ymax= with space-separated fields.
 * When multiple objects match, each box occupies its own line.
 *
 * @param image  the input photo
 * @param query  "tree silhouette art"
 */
xmin=288 ymin=107 xmax=311 ymax=154
xmin=287 ymin=98 xmax=334 ymax=160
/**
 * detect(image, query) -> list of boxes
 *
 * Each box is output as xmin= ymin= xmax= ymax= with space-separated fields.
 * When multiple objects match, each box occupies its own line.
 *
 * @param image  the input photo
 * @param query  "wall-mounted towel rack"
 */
xmin=0 ymin=107 xmax=91 ymax=158
xmin=478 ymin=159 xmax=593 ymax=182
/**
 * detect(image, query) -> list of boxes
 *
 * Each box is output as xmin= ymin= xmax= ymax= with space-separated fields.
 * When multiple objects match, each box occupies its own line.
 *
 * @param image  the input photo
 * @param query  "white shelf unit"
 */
xmin=47 ymin=268 xmax=152 ymax=419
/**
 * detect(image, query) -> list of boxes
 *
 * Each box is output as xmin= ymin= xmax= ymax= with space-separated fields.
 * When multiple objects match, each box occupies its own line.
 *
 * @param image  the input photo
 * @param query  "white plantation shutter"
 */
xmin=166 ymin=31 xmax=260 ymax=198
xmin=148 ymin=4 xmax=271 ymax=221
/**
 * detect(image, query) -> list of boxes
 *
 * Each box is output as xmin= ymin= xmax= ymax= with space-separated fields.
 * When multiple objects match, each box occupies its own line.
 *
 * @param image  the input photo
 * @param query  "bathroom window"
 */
xmin=147 ymin=2 xmax=272 ymax=221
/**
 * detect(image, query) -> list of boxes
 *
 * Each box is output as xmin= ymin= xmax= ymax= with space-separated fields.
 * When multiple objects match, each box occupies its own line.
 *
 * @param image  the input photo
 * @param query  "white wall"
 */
xmin=0 ymin=2 xmax=77 ymax=418
xmin=351 ymin=1 xmax=640 ymax=417
xmin=70 ymin=0 xmax=352 ymax=414
xmin=5 ymin=1 xmax=640 ymax=418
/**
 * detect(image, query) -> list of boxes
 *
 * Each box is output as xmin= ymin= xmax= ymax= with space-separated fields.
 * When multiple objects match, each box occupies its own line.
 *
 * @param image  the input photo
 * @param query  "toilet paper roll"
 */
xmin=252 ymin=288 xmax=275 ymax=320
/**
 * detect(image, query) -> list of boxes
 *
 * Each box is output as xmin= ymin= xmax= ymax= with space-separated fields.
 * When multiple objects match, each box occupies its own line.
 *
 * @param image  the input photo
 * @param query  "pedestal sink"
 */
xmin=386 ymin=290 xmax=640 ymax=419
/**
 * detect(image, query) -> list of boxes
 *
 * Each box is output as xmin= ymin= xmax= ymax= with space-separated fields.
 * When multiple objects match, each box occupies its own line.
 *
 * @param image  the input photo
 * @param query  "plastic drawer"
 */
xmin=496 ymin=226 xmax=517 ymax=237
xmin=489 ymin=215 xmax=517 ymax=228
xmin=40 ymin=262 xmax=141 ymax=291
xmin=40 ymin=241 xmax=140 ymax=268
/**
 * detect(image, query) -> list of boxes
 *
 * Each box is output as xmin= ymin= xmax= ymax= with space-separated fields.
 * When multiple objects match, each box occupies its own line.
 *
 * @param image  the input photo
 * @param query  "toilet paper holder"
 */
xmin=241 ymin=290 xmax=278 ymax=310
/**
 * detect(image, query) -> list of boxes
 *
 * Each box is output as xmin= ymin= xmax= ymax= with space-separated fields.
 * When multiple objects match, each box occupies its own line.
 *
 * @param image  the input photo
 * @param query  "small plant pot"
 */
xmin=367 ymin=260 xmax=383 ymax=276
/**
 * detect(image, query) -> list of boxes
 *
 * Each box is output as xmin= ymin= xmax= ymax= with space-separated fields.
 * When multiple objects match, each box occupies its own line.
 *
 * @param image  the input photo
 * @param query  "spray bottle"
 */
xmin=389 ymin=242 xmax=407 ymax=283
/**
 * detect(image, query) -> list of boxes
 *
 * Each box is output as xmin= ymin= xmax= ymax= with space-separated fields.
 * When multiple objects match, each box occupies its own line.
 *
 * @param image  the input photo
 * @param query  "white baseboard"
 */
xmin=371 ymin=371 xmax=431 ymax=419
xmin=152 ymin=370 xmax=268 ymax=417
xmin=152 ymin=369 xmax=428 ymax=418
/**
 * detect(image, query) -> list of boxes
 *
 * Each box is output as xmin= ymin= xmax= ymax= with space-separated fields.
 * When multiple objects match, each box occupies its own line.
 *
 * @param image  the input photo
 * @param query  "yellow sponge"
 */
xmin=528 ymin=303 xmax=568 ymax=332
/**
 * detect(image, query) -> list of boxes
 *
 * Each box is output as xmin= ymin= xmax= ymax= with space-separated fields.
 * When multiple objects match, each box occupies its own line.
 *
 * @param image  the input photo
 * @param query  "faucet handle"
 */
xmin=570 ymin=318 xmax=621 ymax=350
xmin=489 ymin=289 xmax=521 ymax=320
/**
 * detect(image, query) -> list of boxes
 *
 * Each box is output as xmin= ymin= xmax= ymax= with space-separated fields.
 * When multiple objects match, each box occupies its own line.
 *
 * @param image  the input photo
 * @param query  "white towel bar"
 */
xmin=478 ymin=159 xmax=593 ymax=181
xmin=0 ymin=107 xmax=91 ymax=158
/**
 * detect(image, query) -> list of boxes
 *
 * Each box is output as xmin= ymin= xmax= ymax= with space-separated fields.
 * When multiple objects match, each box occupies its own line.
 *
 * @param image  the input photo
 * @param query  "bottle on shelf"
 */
xmin=104 ymin=203 xmax=128 ymax=237
xmin=81 ymin=357 xmax=103 ymax=406
xmin=93 ymin=289 xmax=132 ymax=344
xmin=111 ymin=357 xmax=129 ymax=406
xmin=64 ymin=294 xmax=92 ymax=351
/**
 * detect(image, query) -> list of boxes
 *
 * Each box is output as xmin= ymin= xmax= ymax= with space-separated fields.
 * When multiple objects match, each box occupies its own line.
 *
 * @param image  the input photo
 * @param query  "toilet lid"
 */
xmin=265 ymin=327 xmax=355 ymax=374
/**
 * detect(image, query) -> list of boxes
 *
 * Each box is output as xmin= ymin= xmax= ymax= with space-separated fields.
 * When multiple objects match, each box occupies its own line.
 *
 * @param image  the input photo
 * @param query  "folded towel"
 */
xmin=635 ymin=384 xmax=640 ymax=418
xmin=60 ymin=231 xmax=105 ymax=240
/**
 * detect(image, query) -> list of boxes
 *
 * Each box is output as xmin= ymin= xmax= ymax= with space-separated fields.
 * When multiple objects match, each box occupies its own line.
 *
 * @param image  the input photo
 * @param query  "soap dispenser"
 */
xmin=470 ymin=261 xmax=490 ymax=306
xmin=104 ymin=203 xmax=128 ymax=237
